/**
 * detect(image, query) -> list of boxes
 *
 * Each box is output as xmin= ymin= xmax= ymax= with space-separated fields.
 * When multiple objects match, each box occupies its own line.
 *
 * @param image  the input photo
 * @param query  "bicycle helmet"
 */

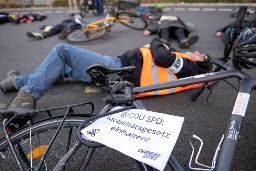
xmin=233 ymin=27 xmax=256 ymax=69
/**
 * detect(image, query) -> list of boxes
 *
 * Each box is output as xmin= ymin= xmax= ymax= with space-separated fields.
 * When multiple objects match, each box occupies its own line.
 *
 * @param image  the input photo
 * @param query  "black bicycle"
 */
xmin=80 ymin=0 xmax=98 ymax=17
xmin=0 ymin=5 xmax=255 ymax=171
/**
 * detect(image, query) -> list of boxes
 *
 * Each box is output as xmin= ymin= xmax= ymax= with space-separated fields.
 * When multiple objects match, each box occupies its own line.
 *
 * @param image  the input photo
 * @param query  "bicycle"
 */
xmin=67 ymin=10 xmax=148 ymax=43
xmin=58 ymin=5 xmax=256 ymax=171
xmin=0 ymin=5 xmax=255 ymax=171
xmin=79 ymin=0 xmax=98 ymax=17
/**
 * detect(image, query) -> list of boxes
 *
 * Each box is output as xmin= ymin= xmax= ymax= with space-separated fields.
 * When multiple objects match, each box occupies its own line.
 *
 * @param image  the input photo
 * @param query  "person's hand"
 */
xmin=216 ymin=31 xmax=222 ymax=37
xmin=168 ymin=16 xmax=178 ymax=21
xmin=143 ymin=30 xmax=151 ymax=36
xmin=186 ymin=51 xmax=207 ymax=62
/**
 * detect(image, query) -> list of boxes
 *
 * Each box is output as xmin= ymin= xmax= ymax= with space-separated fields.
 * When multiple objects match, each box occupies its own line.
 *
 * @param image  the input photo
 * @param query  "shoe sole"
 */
xmin=180 ymin=35 xmax=199 ymax=48
xmin=26 ymin=32 xmax=37 ymax=39
xmin=0 ymin=108 xmax=35 ymax=115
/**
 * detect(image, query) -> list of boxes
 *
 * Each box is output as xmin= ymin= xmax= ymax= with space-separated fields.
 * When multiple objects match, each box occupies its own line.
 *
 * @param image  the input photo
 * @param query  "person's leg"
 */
xmin=72 ymin=0 xmax=79 ymax=14
xmin=27 ymin=24 xmax=64 ymax=39
xmin=0 ymin=43 xmax=121 ymax=113
xmin=173 ymin=28 xmax=186 ymax=42
xmin=159 ymin=28 xmax=170 ymax=42
xmin=42 ymin=24 xmax=64 ymax=38
xmin=21 ymin=43 xmax=121 ymax=99
xmin=174 ymin=28 xmax=199 ymax=48
xmin=95 ymin=0 xmax=104 ymax=15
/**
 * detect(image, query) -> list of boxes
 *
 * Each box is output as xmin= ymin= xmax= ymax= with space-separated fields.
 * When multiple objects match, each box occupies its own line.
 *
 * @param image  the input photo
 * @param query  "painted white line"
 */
xmin=55 ymin=10 xmax=64 ymax=13
xmin=66 ymin=10 xmax=73 ymax=13
xmin=164 ymin=8 xmax=171 ymax=11
xmin=173 ymin=8 xmax=186 ymax=11
xmin=43 ymin=11 xmax=52 ymax=14
xmin=218 ymin=8 xmax=233 ymax=12
xmin=202 ymin=8 xmax=216 ymax=11
xmin=187 ymin=8 xmax=200 ymax=11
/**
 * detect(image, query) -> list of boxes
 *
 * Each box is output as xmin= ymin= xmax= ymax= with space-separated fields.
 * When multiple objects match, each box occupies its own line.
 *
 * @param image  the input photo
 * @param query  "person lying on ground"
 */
xmin=215 ymin=12 xmax=256 ymax=43
xmin=143 ymin=15 xmax=199 ymax=49
xmin=0 ymin=12 xmax=16 ymax=24
xmin=0 ymin=38 xmax=212 ymax=117
xmin=14 ymin=12 xmax=47 ymax=24
xmin=26 ymin=14 xmax=87 ymax=40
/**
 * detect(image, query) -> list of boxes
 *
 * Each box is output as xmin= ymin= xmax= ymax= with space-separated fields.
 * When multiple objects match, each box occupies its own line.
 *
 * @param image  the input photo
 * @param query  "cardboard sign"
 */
xmin=81 ymin=107 xmax=184 ymax=171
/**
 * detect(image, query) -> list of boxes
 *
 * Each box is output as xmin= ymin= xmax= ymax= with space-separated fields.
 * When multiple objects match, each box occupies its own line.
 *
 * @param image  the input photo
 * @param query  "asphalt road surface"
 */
xmin=0 ymin=6 xmax=256 ymax=171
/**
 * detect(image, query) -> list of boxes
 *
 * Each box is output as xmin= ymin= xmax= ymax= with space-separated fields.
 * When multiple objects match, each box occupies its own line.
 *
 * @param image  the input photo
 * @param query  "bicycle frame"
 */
xmin=84 ymin=14 xmax=136 ymax=32
xmin=133 ymin=58 xmax=256 ymax=171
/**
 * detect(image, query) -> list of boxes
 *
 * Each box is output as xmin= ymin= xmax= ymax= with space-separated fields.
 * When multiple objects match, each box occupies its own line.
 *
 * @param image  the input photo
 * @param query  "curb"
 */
xmin=0 ymin=3 xmax=255 ymax=12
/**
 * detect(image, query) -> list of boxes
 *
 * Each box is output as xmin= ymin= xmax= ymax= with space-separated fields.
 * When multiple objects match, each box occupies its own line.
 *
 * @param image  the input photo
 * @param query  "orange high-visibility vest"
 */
xmin=136 ymin=48 xmax=202 ymax=97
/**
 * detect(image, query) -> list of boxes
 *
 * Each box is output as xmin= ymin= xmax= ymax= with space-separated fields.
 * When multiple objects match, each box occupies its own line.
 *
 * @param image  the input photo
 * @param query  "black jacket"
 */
xmin=146 ymin=16 xmax=190 ymax=37
xmin=117 ymin=40 xmax=199 ymax=87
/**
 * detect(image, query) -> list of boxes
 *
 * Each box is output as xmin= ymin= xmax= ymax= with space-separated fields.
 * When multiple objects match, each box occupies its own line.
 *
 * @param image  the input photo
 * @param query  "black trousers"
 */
xmin=160 ymin=28 xmax=186 ymax=42
xmin=42 ymin=24 xmax=65 ymax=38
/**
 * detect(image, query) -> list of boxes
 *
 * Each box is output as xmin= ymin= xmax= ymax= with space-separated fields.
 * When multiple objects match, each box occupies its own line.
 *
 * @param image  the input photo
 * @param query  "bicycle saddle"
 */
xmin=86 ymin=64 xmax=136 ymax=87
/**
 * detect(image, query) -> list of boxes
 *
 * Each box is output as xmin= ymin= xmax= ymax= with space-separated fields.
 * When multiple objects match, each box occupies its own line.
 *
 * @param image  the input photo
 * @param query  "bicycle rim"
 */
xmin=117 ymin=12 xmax=148 ymax=30
xmin=0 ymin=116 xmax=90 ymax=170
xmin=67 ymin=28 xmax=106 ymax=43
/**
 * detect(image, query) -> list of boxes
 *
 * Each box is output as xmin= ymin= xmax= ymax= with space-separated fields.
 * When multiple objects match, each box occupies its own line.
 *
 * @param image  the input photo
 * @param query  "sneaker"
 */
xmin=0 ymin=89 xmax=36 ymax=115
xmin=179 ymin=35 xmax=199 ymax=48
xmin=0 ymin=70 xmax=20 ymax=93
xmin=26 ymin=32 xmax=44 ymax=40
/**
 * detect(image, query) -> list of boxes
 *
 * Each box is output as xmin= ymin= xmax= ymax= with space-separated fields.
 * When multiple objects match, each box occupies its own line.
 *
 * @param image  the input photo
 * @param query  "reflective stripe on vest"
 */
xmin=137 ymin=48 xmax=202 ymax=97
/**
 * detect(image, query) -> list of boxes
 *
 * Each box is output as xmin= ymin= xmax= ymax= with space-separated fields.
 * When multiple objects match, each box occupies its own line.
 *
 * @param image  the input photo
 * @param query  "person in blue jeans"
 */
xmin=95 ymin=0 xmax=104 ymax=15
xmin=0 ymin=41 xmax=212 ymax=116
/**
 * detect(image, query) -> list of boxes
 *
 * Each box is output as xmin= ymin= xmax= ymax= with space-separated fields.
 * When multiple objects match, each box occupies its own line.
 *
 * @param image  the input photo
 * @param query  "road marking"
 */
xmin=173 ymin=8 xmax=186 ymax=11
xmin=66 ymin=10 xmax=73 ymax=13
xmin=218 ymin=8 xmax=233 ymax=12
xmin=187 ymin=8 xmax=200 ymax=11
xmin=55 ymin=10 xmax=64 ymax=13
xmin=202 ymin=8 xmax=216 ymax=11
xmin=43 ymin=11 xmax=52 ymax=13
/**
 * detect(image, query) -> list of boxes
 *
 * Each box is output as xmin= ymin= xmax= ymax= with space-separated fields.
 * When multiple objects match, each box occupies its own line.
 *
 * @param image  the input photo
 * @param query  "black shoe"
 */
xmin=179 ymin=35 xmax=199 ymax=48
xmin=26 ymin=32 xmax=43 ymax=40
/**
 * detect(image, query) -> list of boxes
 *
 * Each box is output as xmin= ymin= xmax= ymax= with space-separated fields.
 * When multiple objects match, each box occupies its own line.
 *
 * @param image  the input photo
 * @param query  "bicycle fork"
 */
xmin=189 ymin=134 xmax=224 ymax=171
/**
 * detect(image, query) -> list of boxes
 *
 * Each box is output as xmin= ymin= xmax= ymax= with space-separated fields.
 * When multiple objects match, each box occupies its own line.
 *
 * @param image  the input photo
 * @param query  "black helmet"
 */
xmin=233 ymin=27 xmax=256 ymax=69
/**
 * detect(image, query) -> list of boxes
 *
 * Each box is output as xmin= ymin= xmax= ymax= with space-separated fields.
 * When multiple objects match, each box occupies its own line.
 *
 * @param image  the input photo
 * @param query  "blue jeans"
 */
xmin=14 ymin=43 xmax=121 ymax=99
xmin=94 ymin=0 xmax=104 ymax=15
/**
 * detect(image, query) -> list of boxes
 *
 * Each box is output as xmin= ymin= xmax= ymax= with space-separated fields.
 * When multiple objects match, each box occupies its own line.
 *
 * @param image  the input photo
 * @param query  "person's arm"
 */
xmin=177 ymin=16 xmax=188 ymax=28
xmin=150 ymin=40 xmax=198 ymax=78
xmin=144 ymin=23 xmax=158 ymax=36
xmin=216 ymin=21 xmax=236 ymax=33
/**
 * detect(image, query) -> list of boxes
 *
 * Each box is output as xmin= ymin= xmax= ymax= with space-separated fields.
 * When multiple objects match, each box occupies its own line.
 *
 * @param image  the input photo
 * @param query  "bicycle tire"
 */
xmin=116 ymin=12 xmax=148 ymax=30
xmin=67 ymin=28 xmax=106 ymax=43
xmin=0 ymin=115 xmax=91 ymax=170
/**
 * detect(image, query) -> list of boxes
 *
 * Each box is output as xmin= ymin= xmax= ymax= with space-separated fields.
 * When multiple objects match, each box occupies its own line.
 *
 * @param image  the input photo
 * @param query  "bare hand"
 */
xmin=216 ymin=31 xmax=222 ymax=37
xmin=143 ymin=30 xmax=151 ymax=36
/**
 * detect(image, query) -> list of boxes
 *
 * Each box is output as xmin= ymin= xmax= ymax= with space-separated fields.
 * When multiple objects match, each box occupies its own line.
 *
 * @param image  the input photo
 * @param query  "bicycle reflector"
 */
xmin=233 ymin=27 xmax=256 ymax=69
xmin=26 ymin=145 xmax=48 ymax=160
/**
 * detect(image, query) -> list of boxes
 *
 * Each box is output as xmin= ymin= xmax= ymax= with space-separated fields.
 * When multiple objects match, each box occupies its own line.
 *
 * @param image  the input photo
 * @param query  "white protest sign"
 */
xmin=81 ymin=107 xmax=184 ymax=171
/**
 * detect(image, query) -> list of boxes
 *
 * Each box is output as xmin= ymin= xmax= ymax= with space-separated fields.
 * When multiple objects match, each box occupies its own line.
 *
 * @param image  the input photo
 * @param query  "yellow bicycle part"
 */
xmin=26 ymin=145 xmax=48 ymax=160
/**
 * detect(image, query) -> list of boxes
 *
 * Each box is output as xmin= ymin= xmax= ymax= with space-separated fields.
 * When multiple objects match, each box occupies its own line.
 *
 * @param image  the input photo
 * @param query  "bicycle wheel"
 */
xmin=116 ymin=12 xmax=148 ymax=30
xmin=0 ymin=115 xmax=92 ymax=170
xmin=67 ymin=28 xmax=106 ymax=43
